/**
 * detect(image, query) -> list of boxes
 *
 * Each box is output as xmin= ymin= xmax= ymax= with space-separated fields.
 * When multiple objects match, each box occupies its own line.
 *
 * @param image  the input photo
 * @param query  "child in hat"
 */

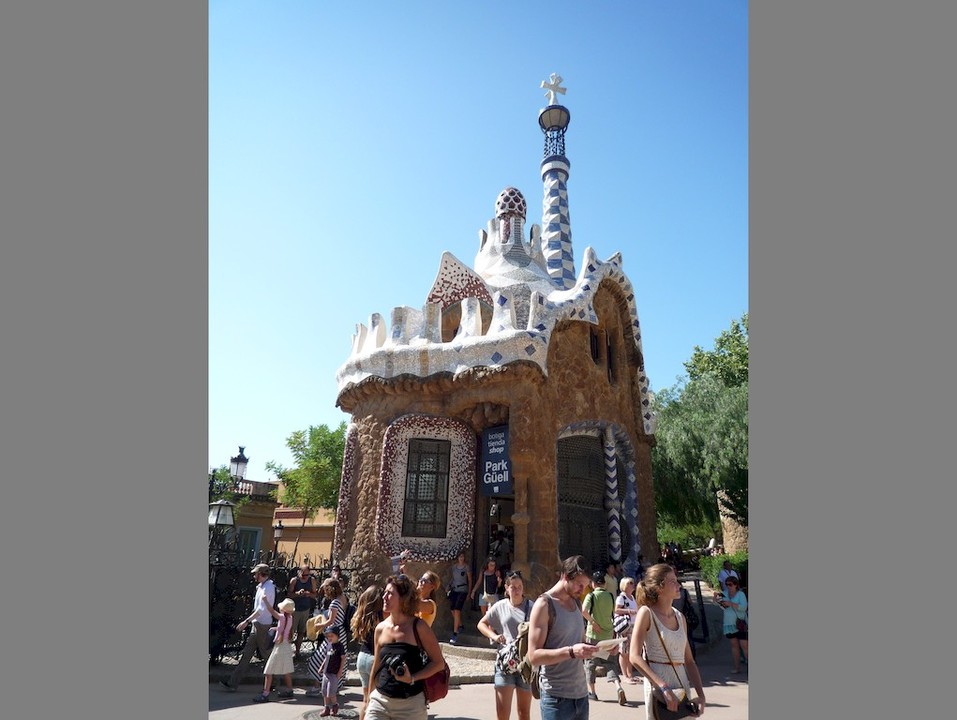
xmin=253 ymin=597 xmax=296 ymax=703
xmin=316 ymin=627 xmax=346 ymax=716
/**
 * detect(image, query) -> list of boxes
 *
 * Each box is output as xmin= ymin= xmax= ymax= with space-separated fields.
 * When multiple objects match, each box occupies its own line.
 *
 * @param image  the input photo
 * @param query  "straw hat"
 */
xmin=278 ymin=598 xmax=296 ymax=614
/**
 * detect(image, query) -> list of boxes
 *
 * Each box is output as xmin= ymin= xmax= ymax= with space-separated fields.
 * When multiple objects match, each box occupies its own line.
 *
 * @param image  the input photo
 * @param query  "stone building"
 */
xmin=332 ymin=76 xmax=658 ymax=623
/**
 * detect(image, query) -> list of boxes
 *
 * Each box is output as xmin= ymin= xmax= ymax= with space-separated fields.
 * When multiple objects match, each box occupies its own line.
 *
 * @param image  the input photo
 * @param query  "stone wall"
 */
xmin=720 ymin=513 xmax=749 ymax=554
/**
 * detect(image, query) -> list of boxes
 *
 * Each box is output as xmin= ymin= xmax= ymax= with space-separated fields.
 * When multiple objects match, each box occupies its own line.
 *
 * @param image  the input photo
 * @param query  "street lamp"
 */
xmin=208 ymin=499 xmax=236 ymax=549
xmin=273 ymin=520 xmax=284 ymax=556
xmin=229 ymin=446 xmax=249 ymax=480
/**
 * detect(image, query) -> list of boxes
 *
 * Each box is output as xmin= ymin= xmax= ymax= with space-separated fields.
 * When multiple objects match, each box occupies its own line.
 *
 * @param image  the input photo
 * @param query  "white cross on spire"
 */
xmin=540 ymin=73 xmax=566 ymax=105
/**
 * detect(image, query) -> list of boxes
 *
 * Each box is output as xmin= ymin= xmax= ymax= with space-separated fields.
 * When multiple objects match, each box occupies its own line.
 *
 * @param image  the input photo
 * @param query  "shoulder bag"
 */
xmin=412 ymin=618 xmax=450 ymax=704
xmin=649 ymin=612 xmax=700 ymax=720
xmin=613 ymin=596 xmax=631 ymax=635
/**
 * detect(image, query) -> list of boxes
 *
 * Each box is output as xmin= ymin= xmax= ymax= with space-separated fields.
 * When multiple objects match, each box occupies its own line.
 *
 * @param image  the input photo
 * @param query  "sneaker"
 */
xmin=306 ymin=687 xmax=323 ymax=697
xmin=587 ymin=692 xmax=599 ymax=701
xmin=276 ymin=687 xmax=293 ymax=697
xmin=448 ymin=634 xmax=457 ymax=645
xmin=252 ymin=692 xmax=270 ymax=703
xmin=219 ymin=679 xmax=236 ymax=692
xmin=618 ymin=688 xmax=627 ymax=706
xmin=319 ymin=707 xmax=331 ymax=717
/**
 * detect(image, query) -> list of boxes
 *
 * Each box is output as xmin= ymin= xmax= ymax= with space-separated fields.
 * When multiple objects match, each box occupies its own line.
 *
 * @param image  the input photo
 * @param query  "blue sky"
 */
xmin=209 ymin=1 xmax=748 ymax=481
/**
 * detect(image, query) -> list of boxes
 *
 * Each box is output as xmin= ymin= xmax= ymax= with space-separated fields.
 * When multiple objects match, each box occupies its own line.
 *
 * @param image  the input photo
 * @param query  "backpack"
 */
xmin=495 ymin=599 xmax=532 ymax=676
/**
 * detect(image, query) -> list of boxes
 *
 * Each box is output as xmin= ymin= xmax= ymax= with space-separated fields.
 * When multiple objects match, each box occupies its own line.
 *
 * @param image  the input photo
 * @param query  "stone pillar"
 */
xmin=504 ymin=393 xmax=549 ymax=589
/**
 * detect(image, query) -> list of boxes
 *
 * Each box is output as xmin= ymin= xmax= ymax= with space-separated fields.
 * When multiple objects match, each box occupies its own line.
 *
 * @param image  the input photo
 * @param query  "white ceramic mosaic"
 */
xmin=374 ymin=414 xmax=477 ymax=561
xmin=335 ymin=81 xmax=656 ymax=435
xmin=331 ymin=423 xmax=358 ymax=561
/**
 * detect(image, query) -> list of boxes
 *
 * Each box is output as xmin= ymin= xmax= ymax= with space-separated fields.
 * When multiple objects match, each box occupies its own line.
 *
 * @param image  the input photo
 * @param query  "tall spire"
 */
xmin=538 ymin=73 xmax=575 ymax=290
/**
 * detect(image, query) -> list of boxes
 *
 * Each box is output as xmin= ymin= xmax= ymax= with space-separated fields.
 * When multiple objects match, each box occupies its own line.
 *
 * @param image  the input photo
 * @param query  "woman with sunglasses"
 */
xmin=628 ymin=564 xmax=706 ymax=718
xmin=477 ymin=570 xmax=534 ymax=720
xmin=717 ymin=576 xmax=749 ymax=673
xmin=366 ymin=574 xmax=446 ymax=720
xmin=414 ymin=571 xmax=440 ymax=627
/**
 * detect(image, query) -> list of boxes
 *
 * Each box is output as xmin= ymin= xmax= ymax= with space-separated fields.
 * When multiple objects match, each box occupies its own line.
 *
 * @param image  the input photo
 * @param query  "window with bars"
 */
xmin=402 ymin=438 xmax=451 ymax=538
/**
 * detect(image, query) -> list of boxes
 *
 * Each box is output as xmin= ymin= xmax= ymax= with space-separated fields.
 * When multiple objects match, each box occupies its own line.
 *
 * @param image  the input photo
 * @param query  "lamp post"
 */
xmin=273 ymin=520 xmax=284 ymax=563
xmin=208 ymin=499 xmax=236 ymax=550
xmin=229 ymin=446 xmax=249 ymax=480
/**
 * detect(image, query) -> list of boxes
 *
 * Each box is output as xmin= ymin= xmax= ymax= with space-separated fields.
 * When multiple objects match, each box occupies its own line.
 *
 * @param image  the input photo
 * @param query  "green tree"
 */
xmin=266 ymin=422 xmax=347 ymax=559
xmin=652 ymin=314 xmax=749 ymax=529
xmin=208 ymin=465 xmax=254 ymax=507
xmin=684 ymin=313 xmax=748 ymax=387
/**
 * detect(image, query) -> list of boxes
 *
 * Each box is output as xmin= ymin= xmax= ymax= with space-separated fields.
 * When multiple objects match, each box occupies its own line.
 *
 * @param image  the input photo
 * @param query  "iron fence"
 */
xmin=208 ymin=548 xmax=359 ymax=664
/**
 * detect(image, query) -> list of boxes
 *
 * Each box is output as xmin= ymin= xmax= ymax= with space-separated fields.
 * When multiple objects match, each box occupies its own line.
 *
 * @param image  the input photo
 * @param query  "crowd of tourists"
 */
xmin=216 ymin=550 xmax=748 ymax=720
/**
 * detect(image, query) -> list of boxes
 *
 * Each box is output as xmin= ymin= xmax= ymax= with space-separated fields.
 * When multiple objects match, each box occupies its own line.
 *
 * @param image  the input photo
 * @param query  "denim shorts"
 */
xmin=357 ymin=651 xmax=374 ymax=690
xmin=539 ymin=692 xmax=589 ymax=720
xmin=494 ymin=670 xmax=530 ymax=690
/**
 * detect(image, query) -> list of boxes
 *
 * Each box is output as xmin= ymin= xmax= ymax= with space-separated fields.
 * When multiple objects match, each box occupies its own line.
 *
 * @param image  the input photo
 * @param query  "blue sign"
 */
xmin=480 ymin=425 xmax=512 ymax=496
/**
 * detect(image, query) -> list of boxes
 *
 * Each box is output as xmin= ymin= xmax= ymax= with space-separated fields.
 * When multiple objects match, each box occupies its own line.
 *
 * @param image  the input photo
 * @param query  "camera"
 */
xmin=384 ymin=654 xmax=406 ymax=677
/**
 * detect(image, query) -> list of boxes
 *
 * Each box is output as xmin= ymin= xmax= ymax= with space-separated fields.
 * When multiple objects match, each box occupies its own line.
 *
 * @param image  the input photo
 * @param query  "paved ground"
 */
xmin=210 ymin=647 xmax=746 ymax=720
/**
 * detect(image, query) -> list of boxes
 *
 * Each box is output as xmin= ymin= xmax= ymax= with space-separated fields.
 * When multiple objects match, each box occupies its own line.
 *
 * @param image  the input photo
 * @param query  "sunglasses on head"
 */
xmin=507 ymin=570 xmax=523 ymax=579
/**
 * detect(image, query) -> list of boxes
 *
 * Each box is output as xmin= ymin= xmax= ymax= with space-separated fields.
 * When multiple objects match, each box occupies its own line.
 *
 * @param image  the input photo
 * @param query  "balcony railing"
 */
xmin=209 ymin=475 xmax=278 ymax=503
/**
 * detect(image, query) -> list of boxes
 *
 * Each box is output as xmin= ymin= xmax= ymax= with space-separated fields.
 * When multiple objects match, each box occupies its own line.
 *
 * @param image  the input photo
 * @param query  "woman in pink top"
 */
xmin=254 ymin=597 xmax=297 ymax=703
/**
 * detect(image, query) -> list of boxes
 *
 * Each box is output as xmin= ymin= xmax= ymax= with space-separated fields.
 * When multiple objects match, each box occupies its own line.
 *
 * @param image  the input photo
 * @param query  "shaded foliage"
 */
xmin=652 ymin=314 xmax=749 ymax=529
xmin=699 ymin=551 xmax=749 ymax=592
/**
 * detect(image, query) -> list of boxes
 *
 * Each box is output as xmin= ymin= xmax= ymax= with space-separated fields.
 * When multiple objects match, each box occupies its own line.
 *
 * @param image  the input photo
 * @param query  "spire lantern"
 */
xmin=537 ymin=74 xmax=575 ymax=289
xmin=538 ymin=73 xmax=571 ymax=158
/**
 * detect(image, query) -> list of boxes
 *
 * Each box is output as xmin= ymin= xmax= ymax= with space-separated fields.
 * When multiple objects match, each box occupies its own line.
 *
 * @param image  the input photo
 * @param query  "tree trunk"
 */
xmin=290 ymin=511 xmax=307 ymax=562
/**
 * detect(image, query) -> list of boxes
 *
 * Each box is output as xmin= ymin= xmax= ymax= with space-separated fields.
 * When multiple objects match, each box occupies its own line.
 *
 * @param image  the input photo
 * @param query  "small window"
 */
xmin=402 ymin=439 xmax=451 ymax=538
xmin=590 ymin=329 xmax=602 ymax=364
xmin=606 ymin=335 xmax=617 ymax=384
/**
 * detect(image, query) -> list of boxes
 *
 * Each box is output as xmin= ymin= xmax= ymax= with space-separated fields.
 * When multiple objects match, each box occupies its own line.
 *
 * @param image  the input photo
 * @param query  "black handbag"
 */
xmin=652 ymin=696 xmax=700 ymax=720
xmin=649 ymin=612 xmax=700 ymax=720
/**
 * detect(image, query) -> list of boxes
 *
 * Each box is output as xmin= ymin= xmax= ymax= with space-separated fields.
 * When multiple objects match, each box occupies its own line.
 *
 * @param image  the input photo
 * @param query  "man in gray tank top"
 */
xmin=527 ymin=555 xmax=600 ymax=720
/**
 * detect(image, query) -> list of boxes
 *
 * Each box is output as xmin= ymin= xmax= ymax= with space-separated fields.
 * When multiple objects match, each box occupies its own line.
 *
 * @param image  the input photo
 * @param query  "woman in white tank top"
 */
xmin=628 ymin=564 xmax=707 ymax=719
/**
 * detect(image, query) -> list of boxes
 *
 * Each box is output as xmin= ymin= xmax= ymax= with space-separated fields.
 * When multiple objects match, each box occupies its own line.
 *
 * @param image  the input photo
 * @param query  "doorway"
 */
xmin=556 ymin=434 xmax=608 ymax=572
